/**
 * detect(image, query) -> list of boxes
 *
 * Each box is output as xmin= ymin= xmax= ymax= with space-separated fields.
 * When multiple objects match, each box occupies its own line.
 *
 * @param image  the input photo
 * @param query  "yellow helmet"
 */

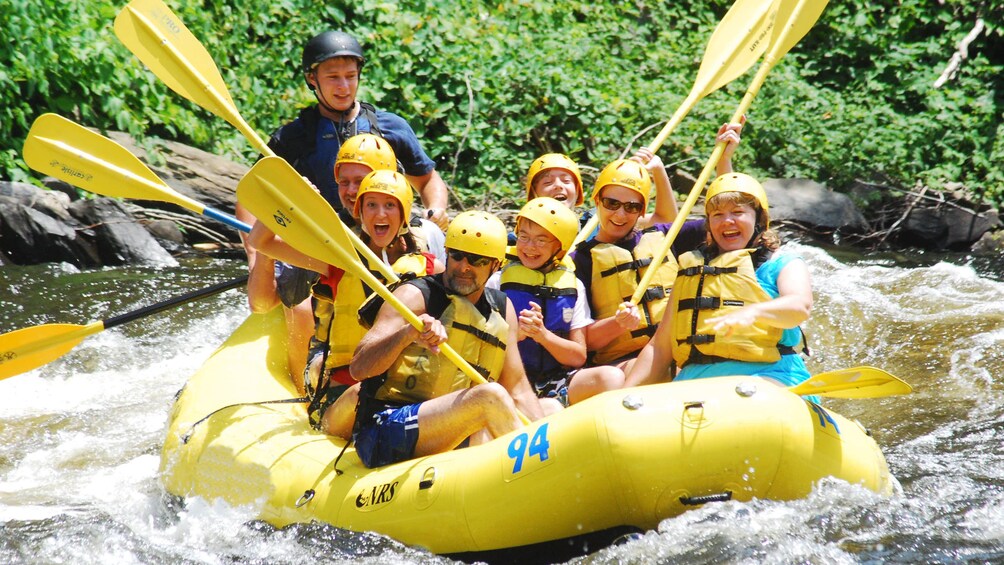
xmin=353 ymin=170 xmax=414 ymax=235
xmin=335 ymin=134 xmax=397 ymax=178
xmin=525 ymin=153 xmax=583 ymax=205
xmin=592 ymin=159 xmax=652 ymax=208
xmin=446 ymin=211 xmax=507 ymax=261
xmin=705 ymin=173 xmax=769 ymax=228
xmin=516 ymin=197 xmax=580 ymax=259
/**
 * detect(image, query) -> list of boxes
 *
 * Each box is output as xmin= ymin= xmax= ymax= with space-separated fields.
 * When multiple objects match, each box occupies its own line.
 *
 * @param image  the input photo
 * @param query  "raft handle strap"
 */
xmin=332 ymin=437 xmax=352 ymax=476
xmin=680 ymin=491 xmax=733 ymax=506
xmin=295 ymin=489 xmax=315 ymax=508
xmin=181 ymin=396 xmax=308 ymax=444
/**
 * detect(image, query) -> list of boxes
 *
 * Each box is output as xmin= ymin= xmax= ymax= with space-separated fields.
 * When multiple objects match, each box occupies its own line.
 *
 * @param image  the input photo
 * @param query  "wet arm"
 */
xmin=623 ymin=293 xmax=677 ymax=386
xmin=535 ymin=327 xmax=587 ymax=369
xmin=756 ymin=259 xmax=813 ymax=328
xmin=246 ymin=250 xmax=279 ymax=313
xmin=586 ymin=316 xmax=624 ymax=351
xmin=715 ymin=120 xmax=745 ymax=176
xmin=407 ymin=170 xmax=449 ymax=230
xmin=708 ymin=260 xmax=813 ymax=332
xmin=350 ymin=284 xmax=427 ymax=380
xmin=633 ymin=148 xmax=678 ymax=229
xmin=248 ymin=220 xmax=328 ymax=273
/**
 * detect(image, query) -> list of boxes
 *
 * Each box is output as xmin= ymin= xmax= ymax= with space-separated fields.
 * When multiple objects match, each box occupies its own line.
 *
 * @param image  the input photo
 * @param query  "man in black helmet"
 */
xmin=237 ymin=30 xmax=451 ymax=385
xmin=268 ymin=30 xmax=450 ymax=231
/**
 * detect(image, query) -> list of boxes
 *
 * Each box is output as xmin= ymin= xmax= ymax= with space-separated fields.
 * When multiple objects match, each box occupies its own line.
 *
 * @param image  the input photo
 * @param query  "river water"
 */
xmin=1 ymin=245 xmax=1003 ymax=564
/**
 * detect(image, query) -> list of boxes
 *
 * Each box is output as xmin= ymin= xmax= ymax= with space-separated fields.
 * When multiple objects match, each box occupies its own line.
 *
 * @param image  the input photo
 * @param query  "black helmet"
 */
xmin=301 ymin=31 xmax=365 ymax=80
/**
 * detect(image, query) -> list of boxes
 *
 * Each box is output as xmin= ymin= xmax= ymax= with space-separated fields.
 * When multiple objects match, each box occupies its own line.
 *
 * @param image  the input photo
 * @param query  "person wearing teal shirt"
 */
xmin=626 ymin=172 xmax=815 ymax=399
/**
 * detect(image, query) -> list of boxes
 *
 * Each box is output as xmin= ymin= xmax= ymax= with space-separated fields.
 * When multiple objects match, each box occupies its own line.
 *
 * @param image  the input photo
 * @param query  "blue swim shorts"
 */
xmin=354 ymin=402 xmax=422 ymax=468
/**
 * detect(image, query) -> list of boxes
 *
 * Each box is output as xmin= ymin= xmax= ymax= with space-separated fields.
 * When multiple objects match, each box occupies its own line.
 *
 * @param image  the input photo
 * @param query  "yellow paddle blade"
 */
xmin=695 ymin=0 xmax=777 ymax=97
xmin=22 ymin=114 xmax=203 ymax=213
xmin=114 ymin=0 xmax=243 ymax=136
xmin=788 ymin=366 xmax=913 ymax=399
xmin=630 ymin=0 xmax=829 ymax=306
xmin=766 ymin=0 xmax=830 ymax=62
xmin=237 ymin=157 xmax=360 ymax=270
xmin=0 ymin=323 xmax=104 ymax=381
xmin=646 ymin=0 xmax=777 ymax=154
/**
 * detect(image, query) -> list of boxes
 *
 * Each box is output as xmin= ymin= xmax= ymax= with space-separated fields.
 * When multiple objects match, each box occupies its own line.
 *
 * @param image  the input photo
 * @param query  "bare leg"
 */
xmin=538 ymin=397 xmax=565 ymax=416
xmin=321 ymin=383 xmax=360 ymax=440
xmin=468 ymin=428 xmax=493 ymax=446
xmin=284 ymin=299 xmax=314 ymax=394
xmin=567 ymin=365 xmax=625 ymax=404
xmin=413 ymin=383 xmax=522 ymax=457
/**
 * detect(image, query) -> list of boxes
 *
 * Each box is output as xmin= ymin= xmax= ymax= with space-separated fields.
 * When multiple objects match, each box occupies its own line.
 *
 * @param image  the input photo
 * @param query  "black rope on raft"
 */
xmin=181 ymin=397 xmax=308 ymax=444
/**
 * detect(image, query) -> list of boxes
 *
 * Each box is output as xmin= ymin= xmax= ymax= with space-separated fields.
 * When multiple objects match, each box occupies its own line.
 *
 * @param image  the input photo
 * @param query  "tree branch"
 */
xmin=933 ymin=18 xmax=985 ymax=88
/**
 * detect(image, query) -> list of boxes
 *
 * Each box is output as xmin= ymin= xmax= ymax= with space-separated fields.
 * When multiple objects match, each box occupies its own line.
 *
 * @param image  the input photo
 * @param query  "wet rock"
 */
xmin=1 ymin=181 xmax=75 ymax=222
xmin=900 ymin=206 xmax=1000 ymax=251
xmin=0 ymin=184 xmax=100 ymax=267
xmin=103 ymin=131 xmax=247 ymax=243
xmin=145 ymin=219 xmax=187 ymax=250
xmin=972 ymin=229 xmax=1004 ymax=255
xmin=68 ymin=198 xmax=178 ymax=267
xmin=763 ymin=178 xmax=869 ymax=234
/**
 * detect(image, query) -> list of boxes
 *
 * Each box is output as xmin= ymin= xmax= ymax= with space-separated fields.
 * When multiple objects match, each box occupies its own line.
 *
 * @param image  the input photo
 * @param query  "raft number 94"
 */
xmin=507 ymin=423 xmax=551 ymax=474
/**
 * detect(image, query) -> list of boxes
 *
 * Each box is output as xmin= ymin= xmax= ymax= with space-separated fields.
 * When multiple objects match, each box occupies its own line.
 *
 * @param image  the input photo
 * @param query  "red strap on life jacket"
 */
xmin=318 ymin=265 xmax=346 ymax=299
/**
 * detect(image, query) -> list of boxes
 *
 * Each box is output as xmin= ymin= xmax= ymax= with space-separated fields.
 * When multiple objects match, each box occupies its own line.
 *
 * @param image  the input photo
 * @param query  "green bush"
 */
xmin=2 ymin=0 xmax=1001 ymax=206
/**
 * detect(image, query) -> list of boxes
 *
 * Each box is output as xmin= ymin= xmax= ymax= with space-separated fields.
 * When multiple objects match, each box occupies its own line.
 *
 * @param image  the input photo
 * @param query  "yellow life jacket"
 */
xmin=671 ymin=247 xmax=785 ymax=367
xmin=373 ymin=277 xmax=510 ymax=404
xmin=585 ymin=228 xmax=678 ymax=365
xmin=311 ymin=251 xmax=431 ymax=375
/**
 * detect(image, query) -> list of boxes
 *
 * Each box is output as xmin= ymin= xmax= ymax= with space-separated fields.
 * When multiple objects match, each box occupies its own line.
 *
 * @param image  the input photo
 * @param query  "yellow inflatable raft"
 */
xmin=160 ymin=310 xmax=893 ymax=558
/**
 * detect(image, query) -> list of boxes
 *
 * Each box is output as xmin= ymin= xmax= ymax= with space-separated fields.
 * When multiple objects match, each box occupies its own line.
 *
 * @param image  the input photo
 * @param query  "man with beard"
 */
xmin=350 ymin=211 xmax=545 ymax=468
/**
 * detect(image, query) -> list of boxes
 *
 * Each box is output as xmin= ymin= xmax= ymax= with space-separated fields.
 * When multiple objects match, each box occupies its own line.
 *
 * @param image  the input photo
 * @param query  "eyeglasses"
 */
xmin=515 ymin=233 xmax=558 ymax=248
xmin=599 ymin=196 xmax=644 ymax=214
xmin=447 ymin=249 xmax=494 ymax=267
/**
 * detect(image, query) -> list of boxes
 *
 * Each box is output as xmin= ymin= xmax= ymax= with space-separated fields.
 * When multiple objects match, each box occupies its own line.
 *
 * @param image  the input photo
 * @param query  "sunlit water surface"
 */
xmin=1 ymin=248 xmax=1002 ymax=563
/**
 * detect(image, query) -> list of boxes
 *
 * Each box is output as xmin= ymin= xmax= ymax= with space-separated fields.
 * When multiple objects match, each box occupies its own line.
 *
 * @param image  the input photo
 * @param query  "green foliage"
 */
xmin=2 ymin=0 xmax=1002 ymax=207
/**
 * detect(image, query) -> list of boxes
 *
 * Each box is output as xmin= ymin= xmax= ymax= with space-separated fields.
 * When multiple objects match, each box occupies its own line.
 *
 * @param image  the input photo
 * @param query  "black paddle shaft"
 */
xmin=103 ymin=275 xmax=248 ymax=330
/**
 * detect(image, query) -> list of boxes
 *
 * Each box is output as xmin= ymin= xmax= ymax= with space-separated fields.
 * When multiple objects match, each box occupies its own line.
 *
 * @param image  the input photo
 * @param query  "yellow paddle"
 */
xmin=631 ymin=0 xmax=830 ymax=305
xmin=571 ymin=0 xmax=779 ymax=248
xmin=237 ymin=157 xmax=530 ymax=424
xmin=22 ymin=113 xmax=251 ymax=233
xmin=0 ymin=276 xmax=248 ymax=381
xmin=113 ymin=0 xmax=394 ymax=282
xmin=788 ymin=366 xmax=913 ymax=399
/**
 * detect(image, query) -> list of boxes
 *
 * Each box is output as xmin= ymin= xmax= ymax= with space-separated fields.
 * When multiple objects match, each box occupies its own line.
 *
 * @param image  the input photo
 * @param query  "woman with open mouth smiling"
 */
xmin=626 ymin=172 xmax=814 ymax=392
xmin=249 ymin=170 xmax=443 ymax=438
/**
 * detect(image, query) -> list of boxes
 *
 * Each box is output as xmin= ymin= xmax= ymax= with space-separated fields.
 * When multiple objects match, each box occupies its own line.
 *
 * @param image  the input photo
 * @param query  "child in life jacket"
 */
xmin=487 ymin=197 xmax=625 ymax=412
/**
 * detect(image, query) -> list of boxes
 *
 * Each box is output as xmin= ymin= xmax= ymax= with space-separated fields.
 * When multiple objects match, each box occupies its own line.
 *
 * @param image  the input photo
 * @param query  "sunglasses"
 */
xmin=447 ymin=249 xmax=495 ymax=267
xmin=599 ymin=196 xmax=644 ymax=214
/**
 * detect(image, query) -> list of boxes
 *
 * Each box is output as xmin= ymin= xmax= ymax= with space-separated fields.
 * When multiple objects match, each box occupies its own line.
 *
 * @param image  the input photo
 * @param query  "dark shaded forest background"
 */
xmin=2 ymin=0 xmax=1001 ymax=210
